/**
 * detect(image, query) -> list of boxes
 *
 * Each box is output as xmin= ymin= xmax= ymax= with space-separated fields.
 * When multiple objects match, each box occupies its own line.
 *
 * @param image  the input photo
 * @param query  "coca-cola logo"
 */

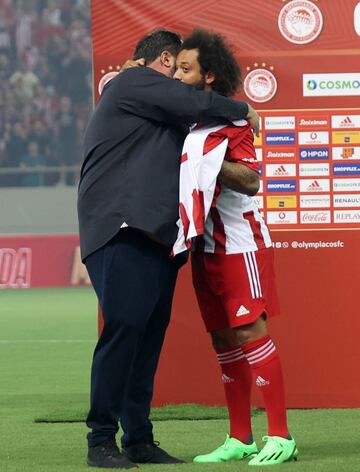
xmin=0 ymin=248 xmax=32 ymax=288
xmin=301 ymin=212 xmax=328 ymax=222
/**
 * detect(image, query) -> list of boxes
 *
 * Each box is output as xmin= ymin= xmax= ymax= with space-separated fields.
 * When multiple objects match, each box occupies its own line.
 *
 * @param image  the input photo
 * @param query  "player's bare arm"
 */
xmin=218 ymin=160 xmax=259 ymax=196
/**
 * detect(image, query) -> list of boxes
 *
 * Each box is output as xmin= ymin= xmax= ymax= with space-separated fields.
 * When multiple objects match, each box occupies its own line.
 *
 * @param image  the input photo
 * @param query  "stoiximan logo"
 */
xmin=303 ymin=73 xmax=360 ymax=96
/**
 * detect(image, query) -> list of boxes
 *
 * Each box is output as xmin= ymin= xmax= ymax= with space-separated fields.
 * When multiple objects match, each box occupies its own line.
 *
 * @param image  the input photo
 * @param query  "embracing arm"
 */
xmin=115 ymin=68 xmax=259 ymax=132
xmin=218 ymin=161 xmax=260 ymax=196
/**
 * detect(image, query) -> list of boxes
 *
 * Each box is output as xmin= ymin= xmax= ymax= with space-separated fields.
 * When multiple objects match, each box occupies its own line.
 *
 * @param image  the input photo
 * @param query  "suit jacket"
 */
xmin=77 ymin=67 xmax=249 ymax=260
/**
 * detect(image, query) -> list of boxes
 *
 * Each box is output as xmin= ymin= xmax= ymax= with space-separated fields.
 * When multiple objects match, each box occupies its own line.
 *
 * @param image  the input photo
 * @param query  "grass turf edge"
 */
xmin=34 ymin=403 xmax=263 ymax=423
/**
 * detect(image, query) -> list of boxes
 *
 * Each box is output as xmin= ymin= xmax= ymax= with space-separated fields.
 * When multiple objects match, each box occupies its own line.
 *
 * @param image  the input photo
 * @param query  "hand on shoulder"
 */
xmin=119 ymin=58 xmax=145 ymax=73
xmin=246 ymin=104 xmax=260 ymax=137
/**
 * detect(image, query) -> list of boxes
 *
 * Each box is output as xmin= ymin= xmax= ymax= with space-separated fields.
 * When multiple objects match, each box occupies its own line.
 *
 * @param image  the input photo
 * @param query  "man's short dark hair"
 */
xmin=181 ymin=29 xmax=241 ymax=97
xmin=133 ymin=29 xmax=182 ymax=64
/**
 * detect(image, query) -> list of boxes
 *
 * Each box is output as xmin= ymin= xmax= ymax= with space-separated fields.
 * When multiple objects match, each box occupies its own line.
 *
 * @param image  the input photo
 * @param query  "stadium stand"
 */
xmin=0 ymin=0 xmax=92 ymax=187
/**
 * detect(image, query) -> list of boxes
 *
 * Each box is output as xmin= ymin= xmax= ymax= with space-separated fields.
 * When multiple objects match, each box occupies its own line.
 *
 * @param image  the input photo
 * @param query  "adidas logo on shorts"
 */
xmin=236 ymin=305 xmax=250 ymax=317
xmin=221 ymin=374 xmax=235 ymax=383
xmin=256 ymin=375 xmax=270 ymax=387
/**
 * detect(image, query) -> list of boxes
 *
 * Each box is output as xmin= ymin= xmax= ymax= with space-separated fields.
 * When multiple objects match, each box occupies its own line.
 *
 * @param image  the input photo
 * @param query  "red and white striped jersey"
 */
xmin=173 ymin=122 xmax=230 ymax=255
xmin=195 ymin=123 xmax=272 ymax=254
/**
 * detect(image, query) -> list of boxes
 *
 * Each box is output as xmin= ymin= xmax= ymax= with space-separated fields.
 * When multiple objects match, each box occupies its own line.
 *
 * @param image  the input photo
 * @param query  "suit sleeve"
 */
xmin=114 ymin=68 xmax=249 ymax=124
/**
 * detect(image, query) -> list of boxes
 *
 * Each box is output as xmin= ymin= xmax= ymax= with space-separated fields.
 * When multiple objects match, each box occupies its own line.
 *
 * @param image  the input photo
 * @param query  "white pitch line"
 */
xmin=0 ymin=339 xmax=96 ymax=344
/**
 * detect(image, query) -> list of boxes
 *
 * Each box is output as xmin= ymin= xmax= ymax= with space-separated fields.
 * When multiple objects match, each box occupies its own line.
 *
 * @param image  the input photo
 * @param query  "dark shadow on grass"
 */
xmin=34 ymin=404 xmax=263 ymax=423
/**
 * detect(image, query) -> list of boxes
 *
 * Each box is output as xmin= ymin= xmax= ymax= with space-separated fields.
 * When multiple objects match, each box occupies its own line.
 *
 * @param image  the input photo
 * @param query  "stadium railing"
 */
xmin=0 ymin=165 xmax=81 ymax=186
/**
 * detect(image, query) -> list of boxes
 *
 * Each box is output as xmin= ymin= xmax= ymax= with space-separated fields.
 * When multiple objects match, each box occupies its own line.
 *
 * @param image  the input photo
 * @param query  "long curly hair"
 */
xmin=181 ymin=29 xmax=242 ymax=97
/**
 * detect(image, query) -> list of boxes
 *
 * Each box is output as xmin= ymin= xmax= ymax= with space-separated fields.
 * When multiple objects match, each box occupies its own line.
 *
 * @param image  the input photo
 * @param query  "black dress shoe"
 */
xmin=87 ymin=437 xmax=138 ymax=469
xmin=122 ymin=441 xmax=184 ymax=464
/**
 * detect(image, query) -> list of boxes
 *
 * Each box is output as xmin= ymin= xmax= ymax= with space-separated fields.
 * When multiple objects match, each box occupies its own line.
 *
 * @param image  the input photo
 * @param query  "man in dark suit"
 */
xmin=78 ymin=29 xmax=259 ymax=469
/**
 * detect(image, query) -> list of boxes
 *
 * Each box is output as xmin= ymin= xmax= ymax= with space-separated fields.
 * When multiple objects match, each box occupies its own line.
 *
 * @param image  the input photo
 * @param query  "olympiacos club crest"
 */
xmin=98 ymin=70 xmax=119 ymax=95
xmin=278 ymin=0 xmax=323 ymax=45
xmin=244 ymin=68 xmax=277 ymax=103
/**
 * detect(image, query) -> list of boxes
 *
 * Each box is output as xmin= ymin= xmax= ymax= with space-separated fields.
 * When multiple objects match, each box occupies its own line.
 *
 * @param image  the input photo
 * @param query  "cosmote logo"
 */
xmin=307 ymin=80 xmax=317 ymax=90
xmin=303 ymin=73 xmax=360 ymax=96
xmin=98 ymin=65 xmax=121 ymax=95
xmin=244 ymin=63 xmax=277 ymax=103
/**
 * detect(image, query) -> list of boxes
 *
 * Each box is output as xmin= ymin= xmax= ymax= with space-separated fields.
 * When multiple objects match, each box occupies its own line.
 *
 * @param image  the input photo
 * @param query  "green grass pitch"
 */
xmin=0 ymin=287 xmax=359 ymax=471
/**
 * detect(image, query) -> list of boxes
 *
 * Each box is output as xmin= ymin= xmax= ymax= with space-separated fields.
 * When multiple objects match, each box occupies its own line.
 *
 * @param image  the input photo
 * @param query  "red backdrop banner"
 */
xmin=0 ymin=235 xmax=90 ymax=288
xmin=91 ymin=0 xmax=360 ymax=407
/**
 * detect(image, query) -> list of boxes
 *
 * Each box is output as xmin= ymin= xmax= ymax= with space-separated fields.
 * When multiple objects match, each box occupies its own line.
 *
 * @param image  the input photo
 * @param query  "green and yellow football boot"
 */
xmin=248 ymin=435 xmax=298 ymax=466
xmin=193 ymin=435 xmax=258 ymax=463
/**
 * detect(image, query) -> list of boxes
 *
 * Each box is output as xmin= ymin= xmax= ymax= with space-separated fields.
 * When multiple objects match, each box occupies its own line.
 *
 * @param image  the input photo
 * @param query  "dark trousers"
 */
xmin=85 ymin=229 xmax=179 ymax=447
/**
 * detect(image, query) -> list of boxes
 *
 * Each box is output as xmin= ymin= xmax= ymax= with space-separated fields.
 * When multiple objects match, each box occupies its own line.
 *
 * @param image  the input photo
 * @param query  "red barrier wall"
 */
xmin=154 ymin=229 xmax=360 ymax=408
xmin=0 ymin=235 xmax=88 ymax=288
xmin=1 ymin=232 xmax=359 ymax=406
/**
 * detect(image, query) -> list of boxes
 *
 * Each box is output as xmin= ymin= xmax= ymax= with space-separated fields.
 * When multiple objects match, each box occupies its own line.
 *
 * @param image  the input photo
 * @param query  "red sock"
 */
xmin=216 ymin=346 xmax=253 ymax=443
xmin=241 ymin=336 xmax=289 ymax=438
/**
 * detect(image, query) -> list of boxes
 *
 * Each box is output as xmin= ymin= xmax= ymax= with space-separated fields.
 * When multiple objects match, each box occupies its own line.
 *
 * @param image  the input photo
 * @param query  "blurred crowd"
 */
xmin=0 ymin=0 xmax=92 ymax=186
